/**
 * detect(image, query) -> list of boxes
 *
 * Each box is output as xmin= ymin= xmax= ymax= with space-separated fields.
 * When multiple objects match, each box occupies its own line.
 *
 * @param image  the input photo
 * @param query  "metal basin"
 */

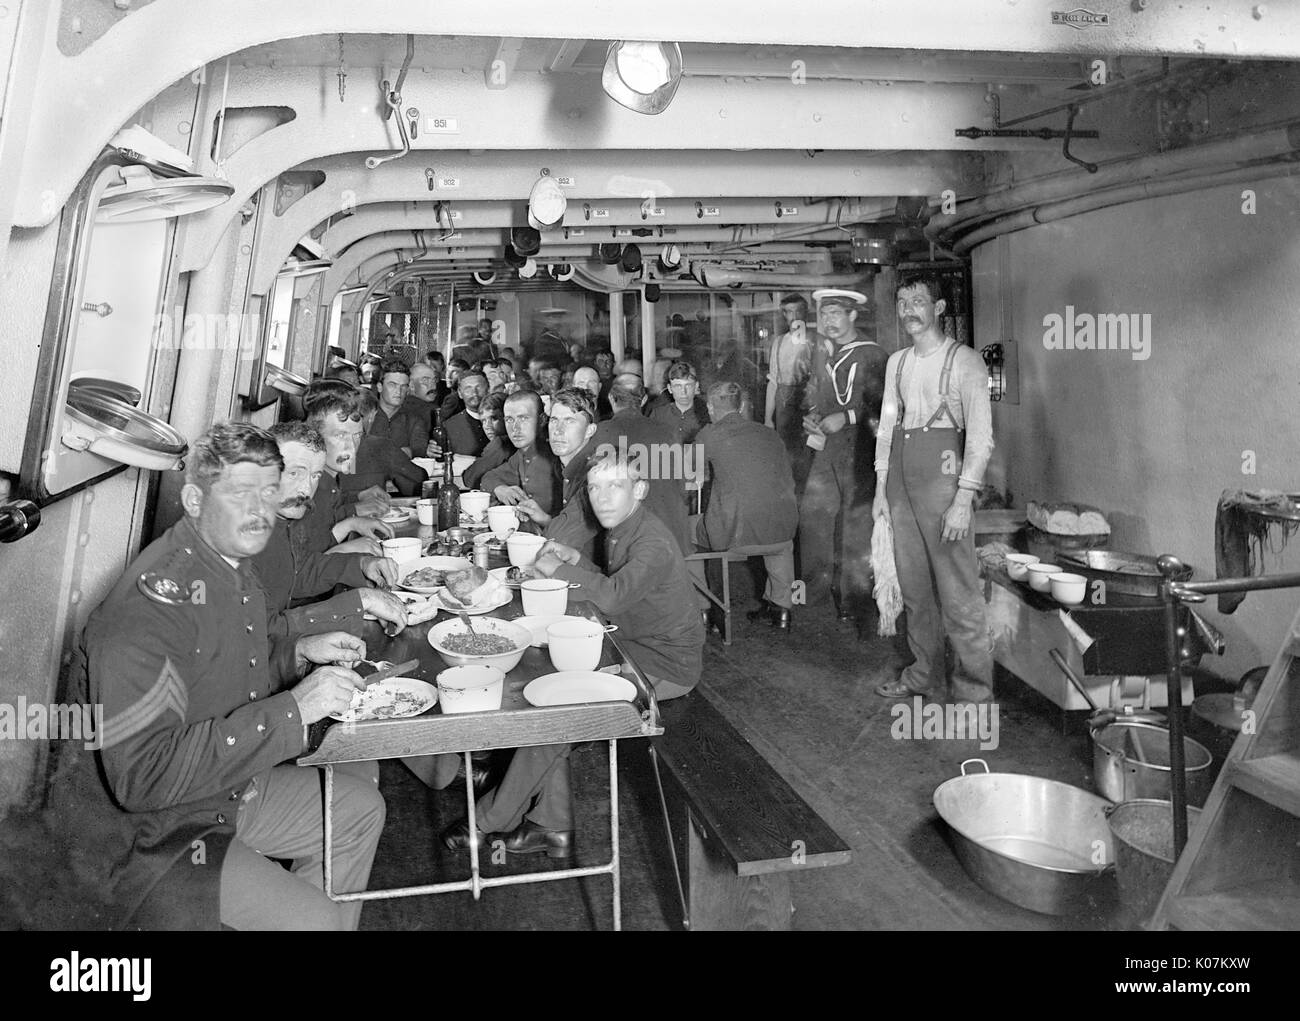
xmin=1091 ymin=720 xmax=1214 ymax=806
xmin=934 ymin=759 xmax=1115 ymax=916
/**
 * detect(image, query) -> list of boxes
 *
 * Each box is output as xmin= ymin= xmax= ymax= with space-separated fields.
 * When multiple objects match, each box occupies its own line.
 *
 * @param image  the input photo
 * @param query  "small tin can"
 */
xmin=474 ymin=543 xmax=490 ymax=569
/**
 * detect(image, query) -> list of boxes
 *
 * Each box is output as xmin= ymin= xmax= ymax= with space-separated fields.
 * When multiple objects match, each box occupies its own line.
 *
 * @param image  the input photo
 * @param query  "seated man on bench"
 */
xmin=692 ymin=381 xmax=799 ymax=629
xmin=441 ymin=450 xmax=704 ymax=857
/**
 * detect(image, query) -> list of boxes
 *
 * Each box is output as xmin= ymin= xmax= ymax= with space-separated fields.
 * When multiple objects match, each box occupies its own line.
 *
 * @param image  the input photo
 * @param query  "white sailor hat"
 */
xmin=812 ymin=288 xmax=868 ymax=309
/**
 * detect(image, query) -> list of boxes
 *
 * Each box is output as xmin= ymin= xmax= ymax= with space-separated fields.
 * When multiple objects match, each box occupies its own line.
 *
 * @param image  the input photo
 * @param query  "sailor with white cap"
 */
xmin=795 ymin=287 xmax=889 ymax=625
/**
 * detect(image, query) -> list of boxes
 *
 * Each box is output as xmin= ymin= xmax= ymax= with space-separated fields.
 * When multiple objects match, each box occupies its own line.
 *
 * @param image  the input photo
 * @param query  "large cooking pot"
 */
xmin=1092 ymin=719 xmax=1214 ymax=806
xmin=934 ymin=759 xmax=1115 ymax=916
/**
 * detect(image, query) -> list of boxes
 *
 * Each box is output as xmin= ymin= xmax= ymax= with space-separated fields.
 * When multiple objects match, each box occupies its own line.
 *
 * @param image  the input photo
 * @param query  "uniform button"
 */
xmin=286 ymin=711 xmax=295 ymax=719
xmin=242 ymin=596 xmax=250 ymax=604
xmin=226 ymin=735 xmax=236 ymax=746
xmin=249 ymin=657 xmax=258 ymax=667
xmin=245 ymin=624 xmax=254 ymax=633
xmin=257 ymin=724 xmax=266 ymax=733
xmin=249 ymin=691 xmax=258 ymax=700
xmin=229 ymin=791 xmax=240 ymax=801
xmin=217 ymin=813 xmax=226 ymax=824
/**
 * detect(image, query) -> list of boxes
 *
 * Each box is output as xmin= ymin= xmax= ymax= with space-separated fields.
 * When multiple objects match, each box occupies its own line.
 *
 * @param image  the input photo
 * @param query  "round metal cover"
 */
xmin=69 ymin=376 xmax=142 ymax=407
xmin=65 ymin=387 xmax=187 ymax=456
xmin=97 ymin=166 xmax=234 ymax=224
xmin=264 ymin=364 xmax=309 ymax=396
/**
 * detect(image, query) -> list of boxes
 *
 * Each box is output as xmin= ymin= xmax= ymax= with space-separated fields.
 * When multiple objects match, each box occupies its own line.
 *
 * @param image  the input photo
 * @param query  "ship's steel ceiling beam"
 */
xmin=316 ymin=200 xmax=898 ymax=255
xmin=190 ymin=151 xmax=971 ymax=274
xmin=17 ymin=0 xmax=1271 ymax=225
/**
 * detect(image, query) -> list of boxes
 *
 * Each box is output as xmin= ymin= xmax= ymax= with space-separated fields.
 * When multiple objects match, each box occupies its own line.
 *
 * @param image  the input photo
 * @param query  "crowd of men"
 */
xmin=62 ymin=276 xmax=993 ymax=929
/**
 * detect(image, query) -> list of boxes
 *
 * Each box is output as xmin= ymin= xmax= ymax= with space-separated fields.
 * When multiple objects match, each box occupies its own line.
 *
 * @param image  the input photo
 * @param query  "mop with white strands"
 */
xmin=871 ymin=514 xmax=903 ymax=636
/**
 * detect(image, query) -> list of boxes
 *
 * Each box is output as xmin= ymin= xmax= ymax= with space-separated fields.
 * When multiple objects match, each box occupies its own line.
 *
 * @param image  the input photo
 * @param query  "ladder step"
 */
xmin=1229 ymin=752 xmax=1300 ymax=818
xmin=1164 ymin=881 xmax=1300 ymax=930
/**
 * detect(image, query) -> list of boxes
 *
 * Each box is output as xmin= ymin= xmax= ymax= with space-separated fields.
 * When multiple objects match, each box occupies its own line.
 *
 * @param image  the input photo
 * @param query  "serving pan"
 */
xmin=934 ymin=759 xmax=1114 ymax=915
xmin=1054 ymin=548 xmax=1192 ymax=601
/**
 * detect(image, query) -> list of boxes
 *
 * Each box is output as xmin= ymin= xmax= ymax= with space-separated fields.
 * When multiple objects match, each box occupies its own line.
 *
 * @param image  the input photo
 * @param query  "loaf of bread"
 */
xmin=444 ymin=565 xmax=491 ymax=607
xmin=1027 ymin=500 xmax=1111 ymax=536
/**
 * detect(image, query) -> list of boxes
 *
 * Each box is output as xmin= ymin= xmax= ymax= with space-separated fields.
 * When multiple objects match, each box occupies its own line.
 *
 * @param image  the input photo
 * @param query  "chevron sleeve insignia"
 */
xmin=99 ymin=657 xmax=190 ymax=751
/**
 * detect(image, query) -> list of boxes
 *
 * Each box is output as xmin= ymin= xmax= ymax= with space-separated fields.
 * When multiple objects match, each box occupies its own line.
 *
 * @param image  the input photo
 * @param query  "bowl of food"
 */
xmin=435 ymin=665 xmax=506 ymax=714
xmin=427 ymin=615 xmax=531 ymax=672
xmin=506 ymin=531 xmax=546 ymax=567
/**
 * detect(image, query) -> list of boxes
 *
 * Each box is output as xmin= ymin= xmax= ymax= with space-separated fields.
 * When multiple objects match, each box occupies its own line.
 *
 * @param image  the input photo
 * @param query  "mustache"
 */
xmin=240 ymin=516 xmax=271 ymax=532
xmin=279 ymin=495 xmax=314 ymax=511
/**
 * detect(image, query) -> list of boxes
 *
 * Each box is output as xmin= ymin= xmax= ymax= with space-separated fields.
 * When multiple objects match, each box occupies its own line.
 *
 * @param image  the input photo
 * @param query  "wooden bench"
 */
xmin=652 ymin=692 xmax=852 ymax=930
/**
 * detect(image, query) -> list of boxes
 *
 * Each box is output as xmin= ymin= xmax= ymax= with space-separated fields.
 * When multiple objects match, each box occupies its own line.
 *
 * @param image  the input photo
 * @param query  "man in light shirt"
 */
xmin=872 ymin=275 xmax=995 ymax=704
xmin=764 ymin=294 xmax=814 ymax=484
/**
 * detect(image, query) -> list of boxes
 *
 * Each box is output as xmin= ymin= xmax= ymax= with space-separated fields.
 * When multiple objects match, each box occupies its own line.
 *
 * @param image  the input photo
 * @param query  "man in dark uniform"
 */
xmin=440 ymin=370 xmax=490 ymax=457
xmin=482 ymin=389 xmax=562 ymax=517
xmin=797 ymin=288 xmax=889 ymax=624
xmin=253 ymin=421 xmax=406 ymax=638
xmin=368 ymin=360 xmax=424 ymax=457
xmin=647 ymin=361 xmax=710 ymax=445
xmin=77 ymin=423 xmax=385 ymax=929
xmin=590 ymin=373 xmax=690 ymax=554
xmin=299 ymin=386 xmax=394 ymax=559
xmin=442 ymin=452 xmax=702 ymax=856
xmin=514 ymin=388 xmax=601 ymax=564
xmin=345 ymin=389 xmax=428 ymax=499
xmin=694 ymin=381 xmax=799 ymax=628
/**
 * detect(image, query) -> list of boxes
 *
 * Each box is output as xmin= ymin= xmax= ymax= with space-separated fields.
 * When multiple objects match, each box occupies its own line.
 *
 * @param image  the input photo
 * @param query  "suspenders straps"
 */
xmin=894 ymin=340 xmax=962 ymax=429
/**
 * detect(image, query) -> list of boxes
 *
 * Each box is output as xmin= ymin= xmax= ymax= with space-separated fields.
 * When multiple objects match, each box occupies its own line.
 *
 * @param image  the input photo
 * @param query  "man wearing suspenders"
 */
xmin=797 ymin=289 xmax=889 ymax=624
xmin=873 ymin=276 xmax=995 ymax=704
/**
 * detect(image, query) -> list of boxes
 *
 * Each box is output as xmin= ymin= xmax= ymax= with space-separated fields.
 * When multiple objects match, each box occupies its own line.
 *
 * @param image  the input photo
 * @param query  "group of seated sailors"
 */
xmin=54 ymin=275 xmax=994 ymax=929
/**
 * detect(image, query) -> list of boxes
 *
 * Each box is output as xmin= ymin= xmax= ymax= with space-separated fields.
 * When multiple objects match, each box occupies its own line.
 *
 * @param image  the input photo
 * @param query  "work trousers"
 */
xmin=476 ymin=677 xmax=694 ymax=833
xmin=688 ymin=519 xmax=796 ymax=610
xmin=219 ymin=761 xmax=385 ymax=931
xmin=797 ymin=435 xmax=875 ymax=615
xmin=886 ymin=426 xmax=993 ymax=703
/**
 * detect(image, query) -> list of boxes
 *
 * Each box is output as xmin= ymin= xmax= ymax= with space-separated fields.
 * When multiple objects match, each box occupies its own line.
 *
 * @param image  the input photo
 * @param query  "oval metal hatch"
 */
xmin=264 ymin=363 xmax=310 ymax=396
xmin=63 ymin=386 xmax=188 ymax=471
xmin=96 ymin=164 xmax=234 ymax=224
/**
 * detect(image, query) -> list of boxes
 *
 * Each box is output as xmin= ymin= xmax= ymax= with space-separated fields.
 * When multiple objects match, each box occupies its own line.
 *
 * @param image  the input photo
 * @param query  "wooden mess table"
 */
xmin=297 ymin=520 xmax=662 ymax=930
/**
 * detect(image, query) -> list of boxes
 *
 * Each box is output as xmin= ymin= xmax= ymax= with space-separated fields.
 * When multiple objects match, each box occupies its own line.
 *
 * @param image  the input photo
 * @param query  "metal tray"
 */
xmin=1055 ymin=549 xmax=1193 ymax=600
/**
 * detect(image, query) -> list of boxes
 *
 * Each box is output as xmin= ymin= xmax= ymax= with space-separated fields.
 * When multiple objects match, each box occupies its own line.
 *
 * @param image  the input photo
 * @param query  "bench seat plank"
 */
xmin=657 ymin=695 xmax=852 ymax=877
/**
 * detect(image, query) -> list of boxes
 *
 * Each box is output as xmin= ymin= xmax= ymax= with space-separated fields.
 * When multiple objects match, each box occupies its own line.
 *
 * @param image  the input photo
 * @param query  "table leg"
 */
xmin=609 ymin=740 xmax=621 ymax=932
xmin=464 ymin=751 xmax=482 ymax=901
xmin=323 ymin=764 xmax=335 ymax=898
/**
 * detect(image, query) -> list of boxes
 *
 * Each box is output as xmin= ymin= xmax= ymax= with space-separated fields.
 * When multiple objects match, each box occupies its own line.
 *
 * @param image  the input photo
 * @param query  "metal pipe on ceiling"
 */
xmin=927 ymin=120 xmax=1300 ymax=243
xmin=951 ymin=157 xmax=1300 ymax=254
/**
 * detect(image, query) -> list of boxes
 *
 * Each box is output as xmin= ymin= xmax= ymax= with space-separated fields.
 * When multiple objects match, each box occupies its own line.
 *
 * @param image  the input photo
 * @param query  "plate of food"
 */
xmin=432 ymin=564 xmax=512 ymax=614
xmin=523 ymin=671 xmax=637 ymax=707
xmin=380 ymin=506 xmax=414 ymax=525
xmin=398 ymin=555 xmax=473 ymax=594
xmin=330 ymin=677 xmax=438 ymax=722
xmin=490 ymin=565 xmax=539 ymax=589
xmin=362 ymin=590 xmax=436 ymax=621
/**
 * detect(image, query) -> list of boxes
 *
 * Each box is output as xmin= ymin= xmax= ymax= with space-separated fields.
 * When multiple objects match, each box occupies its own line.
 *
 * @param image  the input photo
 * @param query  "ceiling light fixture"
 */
xmin=601 ymin=41 xmax=683 ymax=115
xmin=528 ymin=170 xmax=567 ymax=231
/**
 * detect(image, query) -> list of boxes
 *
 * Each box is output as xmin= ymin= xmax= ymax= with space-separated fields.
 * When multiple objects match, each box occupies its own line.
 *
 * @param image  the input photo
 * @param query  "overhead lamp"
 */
xmin=503 ymin=245 xmax=526 ymax=269
xmin=528 ymin=171 xmax=567 ymax=231
xmin=601 ymin=41 xmax=683 ymax=115
xmin=518 ymin=257 xmax=539 ymax=279
xmin=473 ymin=270 xmax=498 ymax=285
xmin=511 ymin=226 xmax=542 ymax=256
xmin=550 ymin=263 xmax=575 ymax=281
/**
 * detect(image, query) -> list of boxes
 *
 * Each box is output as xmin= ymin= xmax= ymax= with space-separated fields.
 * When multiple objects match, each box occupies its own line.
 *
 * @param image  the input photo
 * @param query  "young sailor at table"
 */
xmin=441 ymin=451 xmax=703 ymax=857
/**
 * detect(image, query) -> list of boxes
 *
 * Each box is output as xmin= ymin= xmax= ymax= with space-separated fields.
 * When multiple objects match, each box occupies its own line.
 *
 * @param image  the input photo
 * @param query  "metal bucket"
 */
xmin=934 ymin=759 xmax=1115 ymax=916
xmin=1091 ymin=720 xmax=1214 ymax=806
xmin=1106 ymin=799 xmax=1202 ymax=924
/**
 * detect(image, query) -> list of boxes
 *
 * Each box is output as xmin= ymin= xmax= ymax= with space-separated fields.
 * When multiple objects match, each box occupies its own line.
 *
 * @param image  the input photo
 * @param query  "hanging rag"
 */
xmin=871 ymin=512 xmax=903 ymax=636
xmin=1214 ymin=488 xmax=1300 ymax=614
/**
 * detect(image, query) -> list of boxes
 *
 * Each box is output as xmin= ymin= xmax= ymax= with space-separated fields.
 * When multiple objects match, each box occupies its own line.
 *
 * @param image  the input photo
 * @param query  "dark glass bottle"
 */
xmin=431 ymin=403 xmax=449 ymax=456
xmin=437 ymin=475 xmax=460 ymax=531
